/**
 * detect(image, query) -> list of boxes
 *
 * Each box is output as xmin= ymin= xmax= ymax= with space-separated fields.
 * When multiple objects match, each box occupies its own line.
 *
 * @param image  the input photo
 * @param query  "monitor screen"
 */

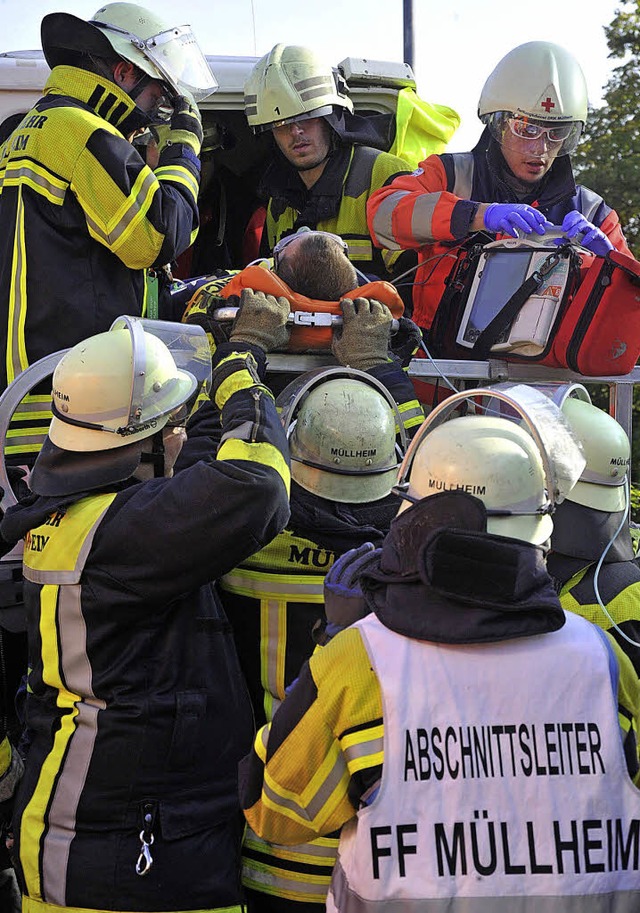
xmin=459 ymin=250 xmax=532 ymax=346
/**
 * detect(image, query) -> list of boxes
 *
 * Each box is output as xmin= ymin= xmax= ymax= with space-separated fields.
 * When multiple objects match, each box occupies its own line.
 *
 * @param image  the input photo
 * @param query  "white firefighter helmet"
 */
xmin=398 ymin=414 xmax=554 ymax=546
xmin=279 ymin=368 xmax=404 ymax=504
xmin=478 ymin=41 xmax=588 ymax=155
xmin=42 ymin=2 xmax=217 ymax=102
xmin=244 ymin=44 xmax=353 ymax=134
xmin=49 ymin=317 xmax=198 ymax=453
xmin=560 ymin=398 xmax=630 ymax=512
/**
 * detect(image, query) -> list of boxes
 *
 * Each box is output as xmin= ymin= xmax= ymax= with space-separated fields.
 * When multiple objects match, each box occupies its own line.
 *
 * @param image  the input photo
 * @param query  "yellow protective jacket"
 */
xmin=240 ymin=524 xmax=640 ymax=849
xmin=220 ymin=361 xmax=423 ymax=905
xmin=263 ymin=144 xmax=411 ymax=279
xmin=1 ymin=346 xmax=290 ymax=913
xmin=552 ymin=558 xmax=640 ymax=677
xmin=0 ymin=65 xmax=200 ymax=461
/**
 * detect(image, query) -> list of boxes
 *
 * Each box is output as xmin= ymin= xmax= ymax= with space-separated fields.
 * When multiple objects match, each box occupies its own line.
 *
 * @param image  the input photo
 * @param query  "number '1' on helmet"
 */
xmin=244 ymin=44 xmax=353 ymax=134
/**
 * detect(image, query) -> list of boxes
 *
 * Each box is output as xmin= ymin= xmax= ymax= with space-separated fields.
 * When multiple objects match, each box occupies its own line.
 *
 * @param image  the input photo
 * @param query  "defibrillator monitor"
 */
xmin=456 ymin=241 xmax=571 ymax=354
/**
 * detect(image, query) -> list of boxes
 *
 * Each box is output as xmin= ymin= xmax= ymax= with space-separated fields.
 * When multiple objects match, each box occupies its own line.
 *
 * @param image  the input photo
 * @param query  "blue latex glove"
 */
xmin=483 ymin=203 xmax=552 ymax=238
xmin=558 ymin=210 xmax=614 ymax=257
xmin=321 ymin=542 xmax=381 ymax=635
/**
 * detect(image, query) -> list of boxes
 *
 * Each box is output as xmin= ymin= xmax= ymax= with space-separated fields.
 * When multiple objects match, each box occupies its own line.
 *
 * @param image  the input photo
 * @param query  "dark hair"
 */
xmin=276 ymin=234 xmax=357 ymax=300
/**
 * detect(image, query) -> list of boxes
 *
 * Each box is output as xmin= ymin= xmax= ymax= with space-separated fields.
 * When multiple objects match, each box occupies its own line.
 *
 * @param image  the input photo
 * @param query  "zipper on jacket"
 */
xmin=566 ymin=259 xmax=613 ymax=372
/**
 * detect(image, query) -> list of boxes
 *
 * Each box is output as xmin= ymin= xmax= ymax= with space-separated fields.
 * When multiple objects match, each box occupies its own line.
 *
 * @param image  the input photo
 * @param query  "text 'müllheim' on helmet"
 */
xmin=277 ymin=367 xmax=406 ymax=504
xmin=394 ymin=383 xmax=587 ymax=546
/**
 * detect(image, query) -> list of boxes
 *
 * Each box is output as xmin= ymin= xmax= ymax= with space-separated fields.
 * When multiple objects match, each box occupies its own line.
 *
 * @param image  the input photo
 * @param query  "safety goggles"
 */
xmin=507 ymin=117 xmax=577 ymax=144
xmin=273 ymin=230 xmax=349 ymax=272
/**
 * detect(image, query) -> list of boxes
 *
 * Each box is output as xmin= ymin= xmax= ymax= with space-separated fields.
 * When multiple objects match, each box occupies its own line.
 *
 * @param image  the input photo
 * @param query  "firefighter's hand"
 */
xmin=390 ymin=317 xmax=423 ymax=368
xmin=332 ymin=298 xmax=392 ymax=371
xmin=157 ymin=95 xmax=204 ymax=156
xmin=314 ymin=543 xmax=380 ymax=645
xmin=229 ymin=288 xmax=290 ymax=353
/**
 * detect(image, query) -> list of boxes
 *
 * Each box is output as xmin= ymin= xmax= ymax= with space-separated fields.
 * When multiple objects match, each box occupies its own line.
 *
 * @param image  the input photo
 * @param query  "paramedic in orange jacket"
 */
xmin=367 ymin=41 xmax=633 ymax=332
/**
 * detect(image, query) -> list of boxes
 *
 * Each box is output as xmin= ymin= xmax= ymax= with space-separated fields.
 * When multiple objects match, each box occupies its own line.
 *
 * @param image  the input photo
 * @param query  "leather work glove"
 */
xmin=332 ymin=298 xmax=393 ymax=371
xmin=156 ymin=94 xmax=204 ymax=156
xmin=229 ymin=288 xmax=291 ymax=353
xmin=557 ymin=210 xmax=614 ymax=257
xmin=390 ymin=316 xmax=423 ymax=368
xmin=483 ymin=203 xmax=552 ymax=238
xmin=313 ymin=543 xmax=380 ymax=645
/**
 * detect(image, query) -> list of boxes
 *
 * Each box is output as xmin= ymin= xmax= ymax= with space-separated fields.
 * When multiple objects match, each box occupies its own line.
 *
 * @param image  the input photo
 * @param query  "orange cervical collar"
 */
xmin=221 ymin=265 xmax=404 ymax=352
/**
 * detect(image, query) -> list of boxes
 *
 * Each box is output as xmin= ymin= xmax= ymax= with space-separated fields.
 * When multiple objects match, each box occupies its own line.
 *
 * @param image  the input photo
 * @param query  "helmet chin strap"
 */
xmin=117 ymin=65 xmax=171 ymax=125
xmin=139 ymin=430 xmax=166 ymax=478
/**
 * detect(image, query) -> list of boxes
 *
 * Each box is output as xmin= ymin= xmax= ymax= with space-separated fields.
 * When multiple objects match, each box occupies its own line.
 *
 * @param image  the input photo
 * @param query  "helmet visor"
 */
xmin=484 ymin=111 xmax=583 ymax=156
xmin=110 ymin=316 xmax=212 ymax=426
xmin=90 ymin=20 xmax=218 ymax=101
xmin=142 ymin=26 xmax=218 ymax=102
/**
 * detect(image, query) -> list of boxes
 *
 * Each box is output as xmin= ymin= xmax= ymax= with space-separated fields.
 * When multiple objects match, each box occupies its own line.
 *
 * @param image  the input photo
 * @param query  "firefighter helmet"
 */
xmin=560 ymin=398 xmax=630 ymax=512
xmin=42 ymin=3 xmax=217 ymax=102
xmin=278 ymin=368 xmax=403 ymax=503
xmin=478 ymin=41 xmax=588 ymax=155
xmin=397 ymin=414 xmax=554 ymax=546
xmin=49 ymin=318 xmax=197 ymax=453
xmin=244 ymin=44 xmax=353 ymax=134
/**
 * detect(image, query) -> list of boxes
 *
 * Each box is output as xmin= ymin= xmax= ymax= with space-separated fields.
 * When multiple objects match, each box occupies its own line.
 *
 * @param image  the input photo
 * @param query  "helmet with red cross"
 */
xmin=478 ymin=41 xmax=588 ymax=156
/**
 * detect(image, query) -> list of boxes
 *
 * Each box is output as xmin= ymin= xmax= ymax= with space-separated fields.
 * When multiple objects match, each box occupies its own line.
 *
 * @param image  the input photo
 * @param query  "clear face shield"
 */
xmin=394 ymin=383 xmax=587 ymax=521
xmin=90 ymin=19 xmax=218 ymax=104
xmin=109 ymin=316 xmax=212 ymax=428
xmin=484 ymin=111 xmax=583 ymax=157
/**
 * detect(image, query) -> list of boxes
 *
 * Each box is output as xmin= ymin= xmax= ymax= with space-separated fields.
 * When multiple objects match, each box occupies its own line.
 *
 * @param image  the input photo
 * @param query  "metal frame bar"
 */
xmin=267 ymin=354 xmax=640 ymax=445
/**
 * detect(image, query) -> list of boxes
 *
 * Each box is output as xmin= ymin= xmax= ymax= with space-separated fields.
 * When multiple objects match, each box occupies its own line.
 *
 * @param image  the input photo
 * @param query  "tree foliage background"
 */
xmin=573 ymin=0 xmax=640 ymax=514
xmin=573 ymin=0 xmax=640 ymax=258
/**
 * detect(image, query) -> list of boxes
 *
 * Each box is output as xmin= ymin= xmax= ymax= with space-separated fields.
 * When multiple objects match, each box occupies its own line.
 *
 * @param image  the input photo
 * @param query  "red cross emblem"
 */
xmin=541 ymin=97 xmax=555 ymax=113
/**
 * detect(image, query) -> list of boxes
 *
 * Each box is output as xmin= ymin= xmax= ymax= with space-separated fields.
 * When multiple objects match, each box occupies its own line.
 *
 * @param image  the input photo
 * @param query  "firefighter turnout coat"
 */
xmin=240 ymin=503 xmax=640 ymax=912
xmin=367 ymin=129 xmax=633 ymax=331
xmin=549 ymin=553 xmax=640 ymax=678
xmin=220 ymin=362 xmax=423 ymax=907
xmin=0 ymin=65 xmax=200 ymax=461
xmin=0 ymin=345 xmax=290 ymax=913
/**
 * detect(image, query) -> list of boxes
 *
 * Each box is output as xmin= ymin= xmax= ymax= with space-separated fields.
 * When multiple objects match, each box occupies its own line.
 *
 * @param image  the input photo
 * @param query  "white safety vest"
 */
xmin=328 ymin=611 xmax=640 ymax=913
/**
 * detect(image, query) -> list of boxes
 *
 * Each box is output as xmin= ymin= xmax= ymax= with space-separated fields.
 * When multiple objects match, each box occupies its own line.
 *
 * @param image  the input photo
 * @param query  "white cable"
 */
xmin=592 ymin=479 xmax=640 ymax=648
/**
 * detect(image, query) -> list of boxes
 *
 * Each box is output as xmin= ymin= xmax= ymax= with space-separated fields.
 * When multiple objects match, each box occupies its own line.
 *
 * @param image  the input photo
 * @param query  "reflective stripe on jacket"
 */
xmin=266 ymin=145 xmax=410 ymax=278
xmin=9 ymin=350 xmax=290 ymax=912
xmin=367 ymin=134 xmax=634 ymax=330
xmin=328 ymin=611 xmax=640 ymax=912
xmin=559 ymin=562 xmax=640 ymax=677
xmin=0 ymin=65 xmax=200 ymax=460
